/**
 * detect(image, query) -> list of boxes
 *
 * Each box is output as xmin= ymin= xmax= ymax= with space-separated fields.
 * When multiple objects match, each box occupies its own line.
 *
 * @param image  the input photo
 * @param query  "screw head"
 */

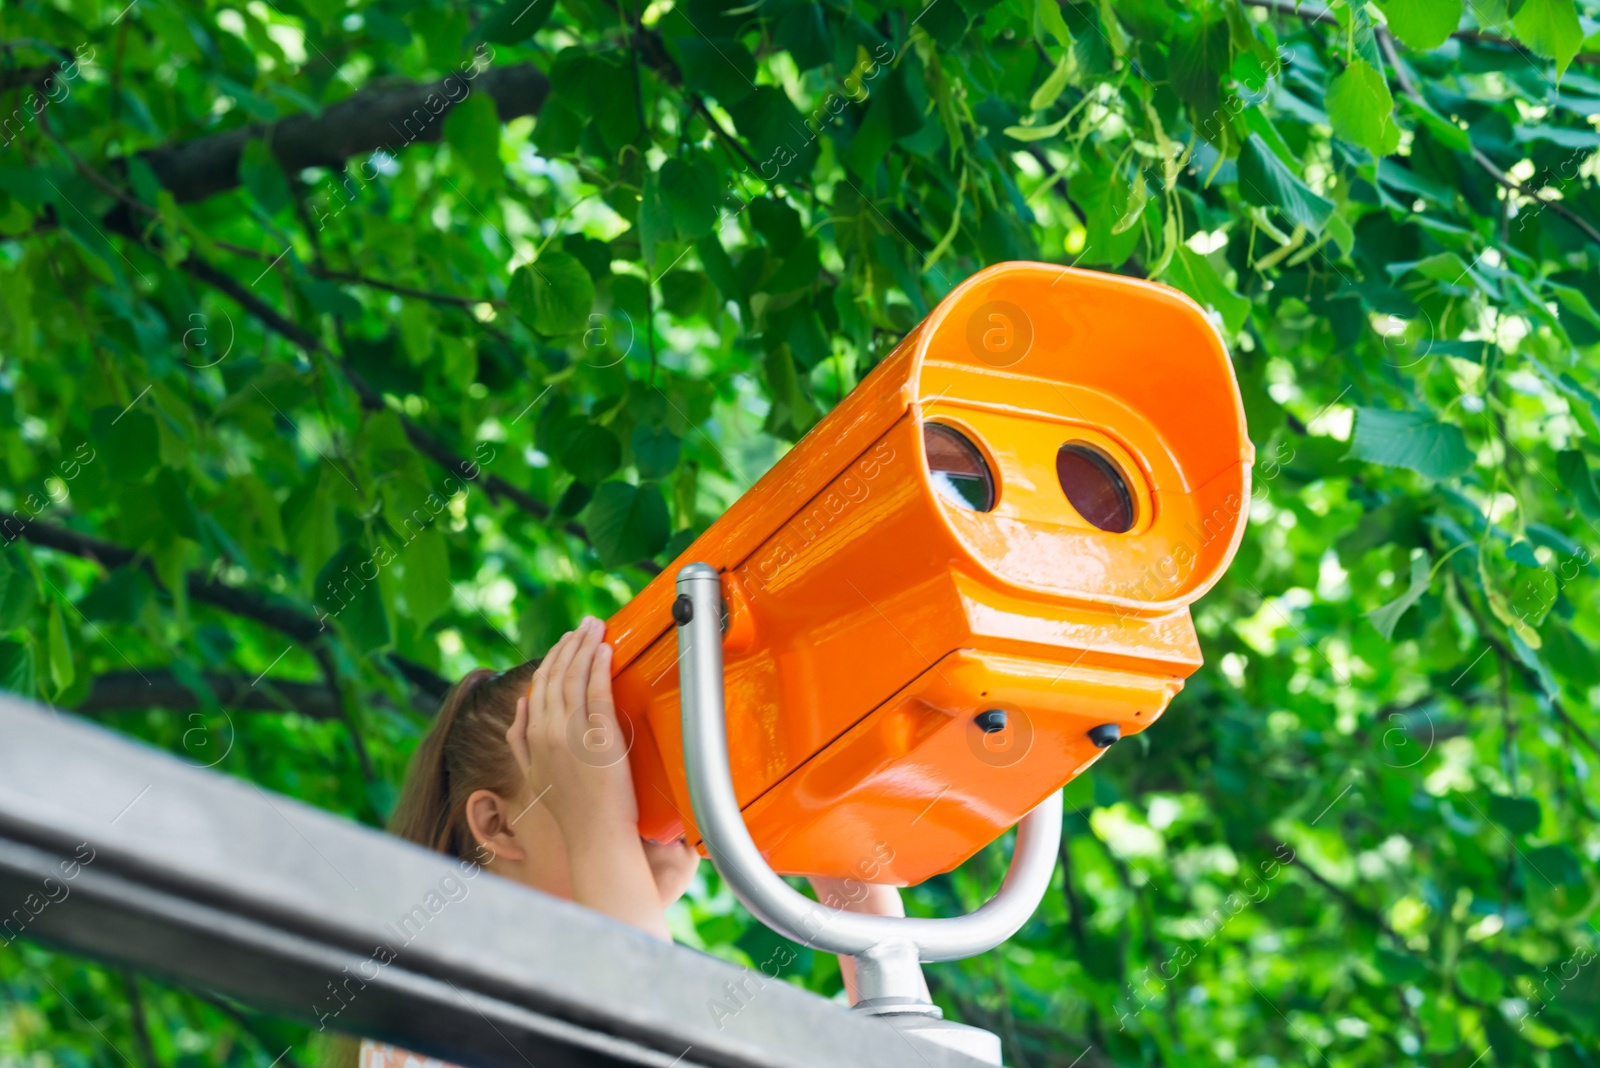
xmin=975 ymin=709 xmax=1008 ymax=734
xmin=1087 ymin=723 xmax=1121 ymax=748
xmin=671 ymin=595 xmax=694 ymax=626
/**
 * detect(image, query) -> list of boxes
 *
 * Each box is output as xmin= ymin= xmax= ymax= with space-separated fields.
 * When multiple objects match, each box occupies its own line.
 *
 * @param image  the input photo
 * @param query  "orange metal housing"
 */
xmin=605 ymin=261 xmax=1253 ymax=885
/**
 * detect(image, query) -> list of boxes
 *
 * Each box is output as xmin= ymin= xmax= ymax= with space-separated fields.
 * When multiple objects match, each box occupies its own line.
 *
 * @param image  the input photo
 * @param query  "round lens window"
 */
xmin=925 ymin=423 xmax=995 ymax=512
xmin=1056 ymin=444 xmax=1135 ymax=533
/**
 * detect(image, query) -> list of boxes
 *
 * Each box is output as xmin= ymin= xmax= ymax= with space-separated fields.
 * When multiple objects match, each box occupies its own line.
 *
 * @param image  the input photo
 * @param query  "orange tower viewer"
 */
xmin=605 ymin=261 xmax=1252 ymax=885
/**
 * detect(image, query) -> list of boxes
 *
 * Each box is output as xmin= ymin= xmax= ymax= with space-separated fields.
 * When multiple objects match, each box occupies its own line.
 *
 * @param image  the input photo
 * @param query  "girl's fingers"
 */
xmin=564 ymin=619 xmax=603 ymax=720
xmin=586 ymin=642 xmax=616 ymax=720
xmin=505 ymin=695 xmax=530 ymax=770
xmin=528 ymin=631 xmax=566 ymax=732
xmin=542 ymin=624 xmax=586 ymax=721
xmin=584 ymin=642 xmax=623 ymax=763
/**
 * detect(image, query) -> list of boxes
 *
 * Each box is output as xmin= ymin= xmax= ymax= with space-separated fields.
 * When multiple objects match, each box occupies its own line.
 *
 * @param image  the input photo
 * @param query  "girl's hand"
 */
xmin=506 ymin=616 xmax=637 ymax=839
xmin=642 ymin=836 xmax=700 ymax=907
xmin=506 ymin=616 xmax=670 ymax=940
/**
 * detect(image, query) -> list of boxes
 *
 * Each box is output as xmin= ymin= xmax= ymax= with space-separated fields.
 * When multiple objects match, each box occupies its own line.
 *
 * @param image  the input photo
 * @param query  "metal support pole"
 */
xmin=674 ymin=562 xmax=1064 ymax=1066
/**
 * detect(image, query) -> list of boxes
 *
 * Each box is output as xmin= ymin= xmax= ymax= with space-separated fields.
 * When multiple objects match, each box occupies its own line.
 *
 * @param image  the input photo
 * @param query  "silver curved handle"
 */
xmin=674 ymin=562 xmax=1062 ymax=962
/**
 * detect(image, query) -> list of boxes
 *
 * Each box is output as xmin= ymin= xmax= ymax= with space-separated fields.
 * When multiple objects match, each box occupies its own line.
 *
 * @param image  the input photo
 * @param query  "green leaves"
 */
xmin=658 ymin=154 xmax=722 ymax=241
xmin=1512 ymin=0 xmax=1585 ymax=79
xmin=10 ymin=0 xmax=1600 ymax=1063
xmin=761 ymin=345 xmax=820 ymax=440
xmin=1327 ymin=59 xmax=1399 ymax=157
xmin=508 ymin=252 xmax=596 ymax=336
xmin=1070 ymin=152 xmax=1145 ymax=265
xmin=631 ymin=426 xmax=681 ymax=480
xmin=1238 ymin=134 xmax=1334 ymax=234
xmin=89 ymin=404 xmax=160 ymax=482
xmin=0 ymin=548 xmax=39 ymax=632
xmin=469 ymin=0 xmax=555 ymax=44
xmin=1368 ymin=550 xmax=1431 ymax=639
xmin=45 ymin=601 xmax=73 ymax=696
xmin=1029 ymin=55 xmax=1076 ymax=114
xmin=1170 ymin=15 xmax=1231 ymax=124
xmin=315 ymin=543 xmax=392 ymax=656
xmin=402 ymin=527 xmax=452 ymax=630
xmin=1556 ymin=449 xmax=1600 ymax=518
xmin=552 ymin=421 xmax=622 ymax=485
xmin=1166 ymin=248 xmax=1251 ymax=334
xmin=1487 ymin=792 xmax=1542 ymax=835
xmin=584 ymin=481 xmax=670 ymax=568
xmin=638 ymin=169 xmax=672 ymax=270
xmin=1348 ymin=408 xmax=1474 ymax=479
xmin=0 ymin=639 xmax=32 ymax=696
xmin=442 ymin=92 xmax=504 ymax=187
xmin=727 ymin=87 xmax=818 ymax=180
xmin=239 ymin=139 xmax=291 ymax=215
xmin=1378 ymin=0 xmax=1462 ymax=50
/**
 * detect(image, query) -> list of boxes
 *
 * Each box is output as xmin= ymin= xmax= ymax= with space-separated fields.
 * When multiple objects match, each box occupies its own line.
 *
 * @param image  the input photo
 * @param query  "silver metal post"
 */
xmin=675 ymin=562 xmax=1064 ymax=1065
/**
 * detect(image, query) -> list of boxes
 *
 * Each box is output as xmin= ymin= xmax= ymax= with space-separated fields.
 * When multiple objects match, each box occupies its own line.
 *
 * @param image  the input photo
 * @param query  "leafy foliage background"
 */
xmin=2 ymin=0 xmax=1600 ymax=1063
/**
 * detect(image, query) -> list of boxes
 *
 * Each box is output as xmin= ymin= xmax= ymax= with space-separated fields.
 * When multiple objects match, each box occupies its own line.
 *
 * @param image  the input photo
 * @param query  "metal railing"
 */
xmin=0 ymin=694 xmax=991 ymax=1068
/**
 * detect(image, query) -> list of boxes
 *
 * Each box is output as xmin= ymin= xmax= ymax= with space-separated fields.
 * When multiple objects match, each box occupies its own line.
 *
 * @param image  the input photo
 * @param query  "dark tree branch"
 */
xmin=120 ymin=970 xmax=162 ymax=1068
xmin=8 ymin=516 xmax=451 ymax=701
xmin=211 ymin=238 xmax=500 ymax=307
xmin=136 ymin=63 xmax=550 ymax=204
xmin=0 ymin=62 xmax=57 ymax=92
xmin=63 ymin=138 xmax=654 ymax=572
xmin=1290 ymin=850 xmax=1404 ymax=941
xmin=1446 ymin=573 xmax=1600 ymax=762
xmin=175 ymin=253 xmax=638 ymax=565
xmin=1242 ymin=0 xmax=1600 ymax=65
xmin=81 ymin=669 xmax=341 ymax=719
xmin=178 ymin=252 xmax=664 ymax=573
xmin=1056 ymin=834 xmax=1107 ymax=1050
xmin=1378 ymin=33 xmax=1600 ymax=248
xmin=75 ymin=668 xmax=438 ymax=716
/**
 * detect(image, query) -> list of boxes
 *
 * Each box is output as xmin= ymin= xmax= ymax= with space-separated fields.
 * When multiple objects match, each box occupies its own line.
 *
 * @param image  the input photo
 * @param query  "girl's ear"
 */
xmin=464 ymin=788 xmax=528 ymax=863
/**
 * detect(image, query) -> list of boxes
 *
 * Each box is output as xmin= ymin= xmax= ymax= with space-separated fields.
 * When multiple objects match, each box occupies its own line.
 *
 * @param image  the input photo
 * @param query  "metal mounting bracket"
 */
xmin=674 ymin=562 xmax=1063 ymax=1066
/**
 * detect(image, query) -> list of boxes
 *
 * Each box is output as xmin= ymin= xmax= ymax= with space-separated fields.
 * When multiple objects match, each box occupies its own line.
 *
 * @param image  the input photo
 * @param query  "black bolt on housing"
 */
xmin=1087 ymin=723 xmax=1121 ymax=748
xmin=975 ymin=709 xmax=1008 ymax=734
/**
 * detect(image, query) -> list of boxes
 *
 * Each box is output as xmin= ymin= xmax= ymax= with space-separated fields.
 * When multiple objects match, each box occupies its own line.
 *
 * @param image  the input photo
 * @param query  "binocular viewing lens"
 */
xmin=925 ymin=423 xmax=995 ymax=512
xmin=1056 ymin=444 xmax=1135 ymax=533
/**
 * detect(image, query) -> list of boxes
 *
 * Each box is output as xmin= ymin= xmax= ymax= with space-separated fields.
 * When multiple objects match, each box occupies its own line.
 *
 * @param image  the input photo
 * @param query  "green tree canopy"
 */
xmin=2 ymin=0 xmax=1599 ymax=1063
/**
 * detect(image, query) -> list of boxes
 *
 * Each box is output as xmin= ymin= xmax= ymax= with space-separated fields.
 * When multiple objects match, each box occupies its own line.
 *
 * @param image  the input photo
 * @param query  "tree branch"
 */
xmin=65 ymin=137 xmax=661 ymax=574
xmin=1242 ymin=0 xmax=1600 ymax=65
xmin=209 ymin=238 xmax=500 ymax=307
xmin=80 ymin=669 xmax=343 ymax=719
xmin=136 ymin=62 xmax=550 ymax=204
xmin=175 ymin=253 xmax=638 ymax=564
xmin=1447 ymin=572 xmax=1600 ymax=763
xmin=120 ymin=970 xmax=162 ymax=1068
xmin=1375 ymin=29 xmax=1600 ymax=247
xmin=8 ymin=516 xmax=451 ymax=701
xmin=0 ymin=62 xmax=57 ymax=93
xmin=177 ymin=251 xmax=664 ymax=574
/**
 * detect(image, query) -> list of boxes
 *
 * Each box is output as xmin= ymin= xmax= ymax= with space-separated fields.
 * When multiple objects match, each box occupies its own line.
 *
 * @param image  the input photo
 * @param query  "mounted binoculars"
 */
xmin=608 ymin=261 xmax=1252 ymax=888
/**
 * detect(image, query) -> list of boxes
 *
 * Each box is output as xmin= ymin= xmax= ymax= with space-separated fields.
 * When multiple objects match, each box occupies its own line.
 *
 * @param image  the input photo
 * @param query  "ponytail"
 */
xmin=388 ymin=661 xmax=540 ymax=859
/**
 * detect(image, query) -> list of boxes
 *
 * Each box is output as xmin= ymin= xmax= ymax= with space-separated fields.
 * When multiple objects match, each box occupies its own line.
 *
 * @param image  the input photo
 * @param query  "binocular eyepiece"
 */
xmin=607 ymin=261 xmax=1253 ymax=885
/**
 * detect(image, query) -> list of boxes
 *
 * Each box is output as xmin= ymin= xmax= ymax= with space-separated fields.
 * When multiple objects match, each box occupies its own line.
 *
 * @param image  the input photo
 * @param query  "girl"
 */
xmin=342 ymin=616 xmax=909 ymax=1066
xmin=388 ymin=616 xmax=700 ymax=936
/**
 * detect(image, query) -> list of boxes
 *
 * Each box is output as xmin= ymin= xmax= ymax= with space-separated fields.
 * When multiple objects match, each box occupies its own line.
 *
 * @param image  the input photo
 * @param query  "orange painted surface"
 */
xmin=606 ymin=262 xmax=1252 ymax=884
